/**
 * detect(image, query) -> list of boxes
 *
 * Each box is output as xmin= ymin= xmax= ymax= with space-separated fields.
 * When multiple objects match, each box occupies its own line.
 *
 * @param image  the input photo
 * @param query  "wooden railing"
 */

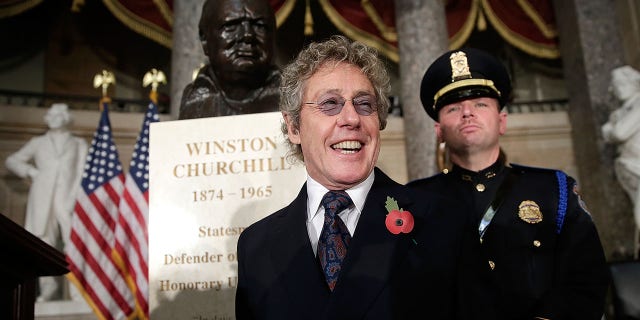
xmin=0 ymin=89 xmax=170 ymax=113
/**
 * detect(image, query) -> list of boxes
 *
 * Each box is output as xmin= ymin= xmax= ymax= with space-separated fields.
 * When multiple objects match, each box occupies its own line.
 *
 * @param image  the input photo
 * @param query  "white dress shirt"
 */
xmin=305 ymin=171 xmax=375 ymax=255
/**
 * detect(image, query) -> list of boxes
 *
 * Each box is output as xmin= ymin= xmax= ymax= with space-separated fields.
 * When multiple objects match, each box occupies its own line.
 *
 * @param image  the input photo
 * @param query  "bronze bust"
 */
xmin=179 ymin=0 xmax=280 ymax=119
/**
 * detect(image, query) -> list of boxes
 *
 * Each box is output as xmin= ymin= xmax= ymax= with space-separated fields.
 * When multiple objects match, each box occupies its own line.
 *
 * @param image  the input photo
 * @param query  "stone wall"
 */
xmin=4 ymin=105 xmax=622 ymax=319
xmin=1 ymin=106 xmax=576 ymax=224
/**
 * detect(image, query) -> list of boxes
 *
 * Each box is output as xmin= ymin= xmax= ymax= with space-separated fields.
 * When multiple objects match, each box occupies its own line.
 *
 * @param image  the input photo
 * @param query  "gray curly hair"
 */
xmin=280 ymin=35 xmax=391 ymax=163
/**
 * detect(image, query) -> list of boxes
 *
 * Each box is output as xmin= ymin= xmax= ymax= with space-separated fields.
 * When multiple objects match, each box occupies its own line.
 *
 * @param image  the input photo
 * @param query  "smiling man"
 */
xmin=179 ymin=0 xmax=280 ymax=119
xmin=408 ymin=48 xmax=610 ymax=319
xmin=235 ymin=35 xmax=477 ymax=320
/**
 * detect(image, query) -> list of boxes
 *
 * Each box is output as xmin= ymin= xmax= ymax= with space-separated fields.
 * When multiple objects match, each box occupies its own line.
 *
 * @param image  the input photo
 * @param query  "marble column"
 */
xmin=394 ymin=0 xmax=449 ymax=180
xmin=553 ymin=0 xmax=636 ymax=260
xmin=170 ymin=1 xmax=206 ymax=119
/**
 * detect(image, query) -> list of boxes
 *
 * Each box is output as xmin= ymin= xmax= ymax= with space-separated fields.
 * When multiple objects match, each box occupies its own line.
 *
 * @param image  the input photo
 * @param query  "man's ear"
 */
xmin=283 ymin=112 xmax=301 ymax=144
xmin=498 ymin=111 xmax=507 ymax=136
xmin=434 ymin=122 xmax=443 ymax=142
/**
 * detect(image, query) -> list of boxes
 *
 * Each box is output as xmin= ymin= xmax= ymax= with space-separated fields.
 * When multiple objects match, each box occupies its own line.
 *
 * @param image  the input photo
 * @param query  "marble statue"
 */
xmin=5 ymin=103 xmax=88 ymax=301
xmin=178 ymin=0 xmax=280 ymax=119
xmin=602 ymin=65 xmax=640 ymax=233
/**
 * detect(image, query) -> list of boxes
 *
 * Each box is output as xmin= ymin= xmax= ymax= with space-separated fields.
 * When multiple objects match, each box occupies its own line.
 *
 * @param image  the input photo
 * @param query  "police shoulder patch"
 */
xmin=572 ymin=181 xmax=592 ymax=215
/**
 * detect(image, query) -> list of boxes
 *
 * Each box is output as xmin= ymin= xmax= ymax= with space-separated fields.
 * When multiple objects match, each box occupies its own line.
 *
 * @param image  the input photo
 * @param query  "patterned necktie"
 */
xmin=318 ymin=190 xmax=353 ymax=291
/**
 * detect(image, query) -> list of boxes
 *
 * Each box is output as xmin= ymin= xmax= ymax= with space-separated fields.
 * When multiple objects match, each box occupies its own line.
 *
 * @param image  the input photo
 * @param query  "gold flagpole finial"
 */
xmin=143 ymin=68 xmax=167 ymax=104
xmin=93 ymin=70 xmax=116 ymax=101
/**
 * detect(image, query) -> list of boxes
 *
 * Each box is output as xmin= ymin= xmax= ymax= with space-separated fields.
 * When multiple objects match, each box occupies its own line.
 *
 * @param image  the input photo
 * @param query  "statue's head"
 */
xmin=199 ymin=0 xmax=276 ymax=84
xmin=610 ymin=65 xmax=640 ymax=101
xmin=45 ymin=103 xmax=71 ymax=130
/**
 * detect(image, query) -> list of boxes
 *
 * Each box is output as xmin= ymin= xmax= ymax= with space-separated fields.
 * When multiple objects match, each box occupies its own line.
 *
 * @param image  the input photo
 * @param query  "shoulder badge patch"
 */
xmin=518 ymin=200 xmax=543 ymax=224
xmin=573 ymin=182 xmax=592 ymax=215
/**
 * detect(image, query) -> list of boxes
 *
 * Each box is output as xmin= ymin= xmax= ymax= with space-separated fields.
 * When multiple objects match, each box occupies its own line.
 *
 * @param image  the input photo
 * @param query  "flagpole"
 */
xmin=113 ymin=68 xmax=165 ymax=320
xmin=66 ymin=69 xmax=137 ymax=320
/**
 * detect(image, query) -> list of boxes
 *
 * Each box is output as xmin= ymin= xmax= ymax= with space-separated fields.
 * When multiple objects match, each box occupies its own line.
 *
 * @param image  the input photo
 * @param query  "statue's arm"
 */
xmin=5 ymin=138 xmax=39 ymax=179
xmin=605 ymin=105 xmax=640 ymax=142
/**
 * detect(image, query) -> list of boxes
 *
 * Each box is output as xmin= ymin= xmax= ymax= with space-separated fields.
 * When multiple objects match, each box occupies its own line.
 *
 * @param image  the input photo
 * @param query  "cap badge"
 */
xmin=450 ymin=51 xmax=472 ymax=81
xmin=518 ymin=200 xmax=543 ymax=224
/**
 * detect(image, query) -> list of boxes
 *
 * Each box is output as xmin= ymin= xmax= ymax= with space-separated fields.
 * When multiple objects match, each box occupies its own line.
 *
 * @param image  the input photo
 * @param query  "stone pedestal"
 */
xmin=35 ymin=301 xmax=94 ymax=320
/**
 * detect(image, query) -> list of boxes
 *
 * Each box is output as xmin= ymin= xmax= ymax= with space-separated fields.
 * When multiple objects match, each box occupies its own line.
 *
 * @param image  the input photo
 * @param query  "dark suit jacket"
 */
xmin=236 ymin=168 xmax=475 ymax=319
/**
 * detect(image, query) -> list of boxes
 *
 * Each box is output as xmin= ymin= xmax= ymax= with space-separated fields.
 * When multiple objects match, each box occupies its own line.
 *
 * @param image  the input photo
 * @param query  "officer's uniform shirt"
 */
xmin=407 ymin=160 xmax=610 ymax=320
xmin=446 ymin=160 xmax=509 ymax=222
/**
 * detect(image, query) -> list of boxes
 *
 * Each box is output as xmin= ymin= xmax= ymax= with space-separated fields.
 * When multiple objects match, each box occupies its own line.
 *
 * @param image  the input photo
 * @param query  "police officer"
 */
xmin=408 ymin=48 xmax=610 ymax=319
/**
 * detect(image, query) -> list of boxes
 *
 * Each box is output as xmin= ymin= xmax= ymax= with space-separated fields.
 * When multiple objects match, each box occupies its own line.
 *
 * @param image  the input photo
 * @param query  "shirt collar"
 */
xmin=306 ymin=170 xmax=375 ymax=220
xmin=450 ymin=158 xmax=505 ymax=182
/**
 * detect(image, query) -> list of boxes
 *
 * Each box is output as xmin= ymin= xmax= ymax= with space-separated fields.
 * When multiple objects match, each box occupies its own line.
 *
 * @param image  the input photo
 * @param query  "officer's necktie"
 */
xmin=318 ymin=190 xmax=353 ymax=291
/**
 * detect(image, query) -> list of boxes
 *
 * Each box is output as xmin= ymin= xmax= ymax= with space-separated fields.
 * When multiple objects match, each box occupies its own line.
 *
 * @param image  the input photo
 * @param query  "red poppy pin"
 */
xmin=384 ymin=196 xmax=414 ymax=234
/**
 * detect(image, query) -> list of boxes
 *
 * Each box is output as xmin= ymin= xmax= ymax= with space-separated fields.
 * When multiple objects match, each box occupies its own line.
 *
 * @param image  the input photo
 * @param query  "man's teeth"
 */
xmin=332 ymin=141 xmax=362 ymax=154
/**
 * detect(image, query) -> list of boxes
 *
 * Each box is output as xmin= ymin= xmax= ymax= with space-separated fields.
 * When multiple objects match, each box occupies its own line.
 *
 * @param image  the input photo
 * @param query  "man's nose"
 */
xmin=337 ymin=100 xmax=361 ymax=127
xmin=461 ymin=103 xmax=474 ymax=117
xmin=240 ymin=21 xmax=256 ymax=38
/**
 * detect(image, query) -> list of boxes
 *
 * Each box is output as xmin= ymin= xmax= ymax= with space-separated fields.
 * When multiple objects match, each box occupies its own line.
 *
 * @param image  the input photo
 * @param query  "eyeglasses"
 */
xmin=304 ymin=94 xmax=377 ymax=116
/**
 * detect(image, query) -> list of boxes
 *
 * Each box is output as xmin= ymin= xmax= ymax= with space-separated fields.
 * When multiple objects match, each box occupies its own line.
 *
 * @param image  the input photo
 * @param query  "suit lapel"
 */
xmin=326 ymin=168 xmax=416 ymax=318
xmin=269 ymin=185 xmax=330 ymax=316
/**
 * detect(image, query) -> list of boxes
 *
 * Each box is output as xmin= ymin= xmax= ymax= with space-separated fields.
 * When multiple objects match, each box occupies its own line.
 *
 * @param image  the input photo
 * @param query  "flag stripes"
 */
xmin=114 ymin=101 xmax=158 ymax=319
xmin=66 ymin=103 xmax=136 ymax=320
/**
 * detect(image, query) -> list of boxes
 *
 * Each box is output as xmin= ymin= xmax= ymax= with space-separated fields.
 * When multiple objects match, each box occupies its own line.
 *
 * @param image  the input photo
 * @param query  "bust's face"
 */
xmin=202 ymin=0 xmax=275 ymax=82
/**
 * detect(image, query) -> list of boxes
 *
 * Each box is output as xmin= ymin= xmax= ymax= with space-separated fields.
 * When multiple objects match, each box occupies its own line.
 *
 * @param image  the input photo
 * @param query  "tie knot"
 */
xmin=321 ymin=190 xmax=353 ymax=217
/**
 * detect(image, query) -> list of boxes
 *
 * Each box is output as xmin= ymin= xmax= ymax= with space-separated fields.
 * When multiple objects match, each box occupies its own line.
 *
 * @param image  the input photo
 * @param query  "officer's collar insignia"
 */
xmin=460 ymin=171 xmax=495 ymax=182
xmin=518 ymin=200 xmax=543 ymax=224
xmin=450 ymin=51 xmax=472 ymax=81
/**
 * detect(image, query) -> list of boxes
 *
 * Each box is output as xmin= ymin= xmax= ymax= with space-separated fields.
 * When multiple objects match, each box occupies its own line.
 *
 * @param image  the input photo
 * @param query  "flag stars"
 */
xmin=81 ymin=107 xmax=123 ymax=193
xmin=126 ymin=102 xmax=159 ymax=193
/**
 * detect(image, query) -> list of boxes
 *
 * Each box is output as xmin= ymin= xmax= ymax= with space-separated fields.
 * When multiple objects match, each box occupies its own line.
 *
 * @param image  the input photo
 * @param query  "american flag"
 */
xmin=66 ymin=102 xmax=136 ymax=320
xmin=113 ymin=101 xmax=159 ymax=319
